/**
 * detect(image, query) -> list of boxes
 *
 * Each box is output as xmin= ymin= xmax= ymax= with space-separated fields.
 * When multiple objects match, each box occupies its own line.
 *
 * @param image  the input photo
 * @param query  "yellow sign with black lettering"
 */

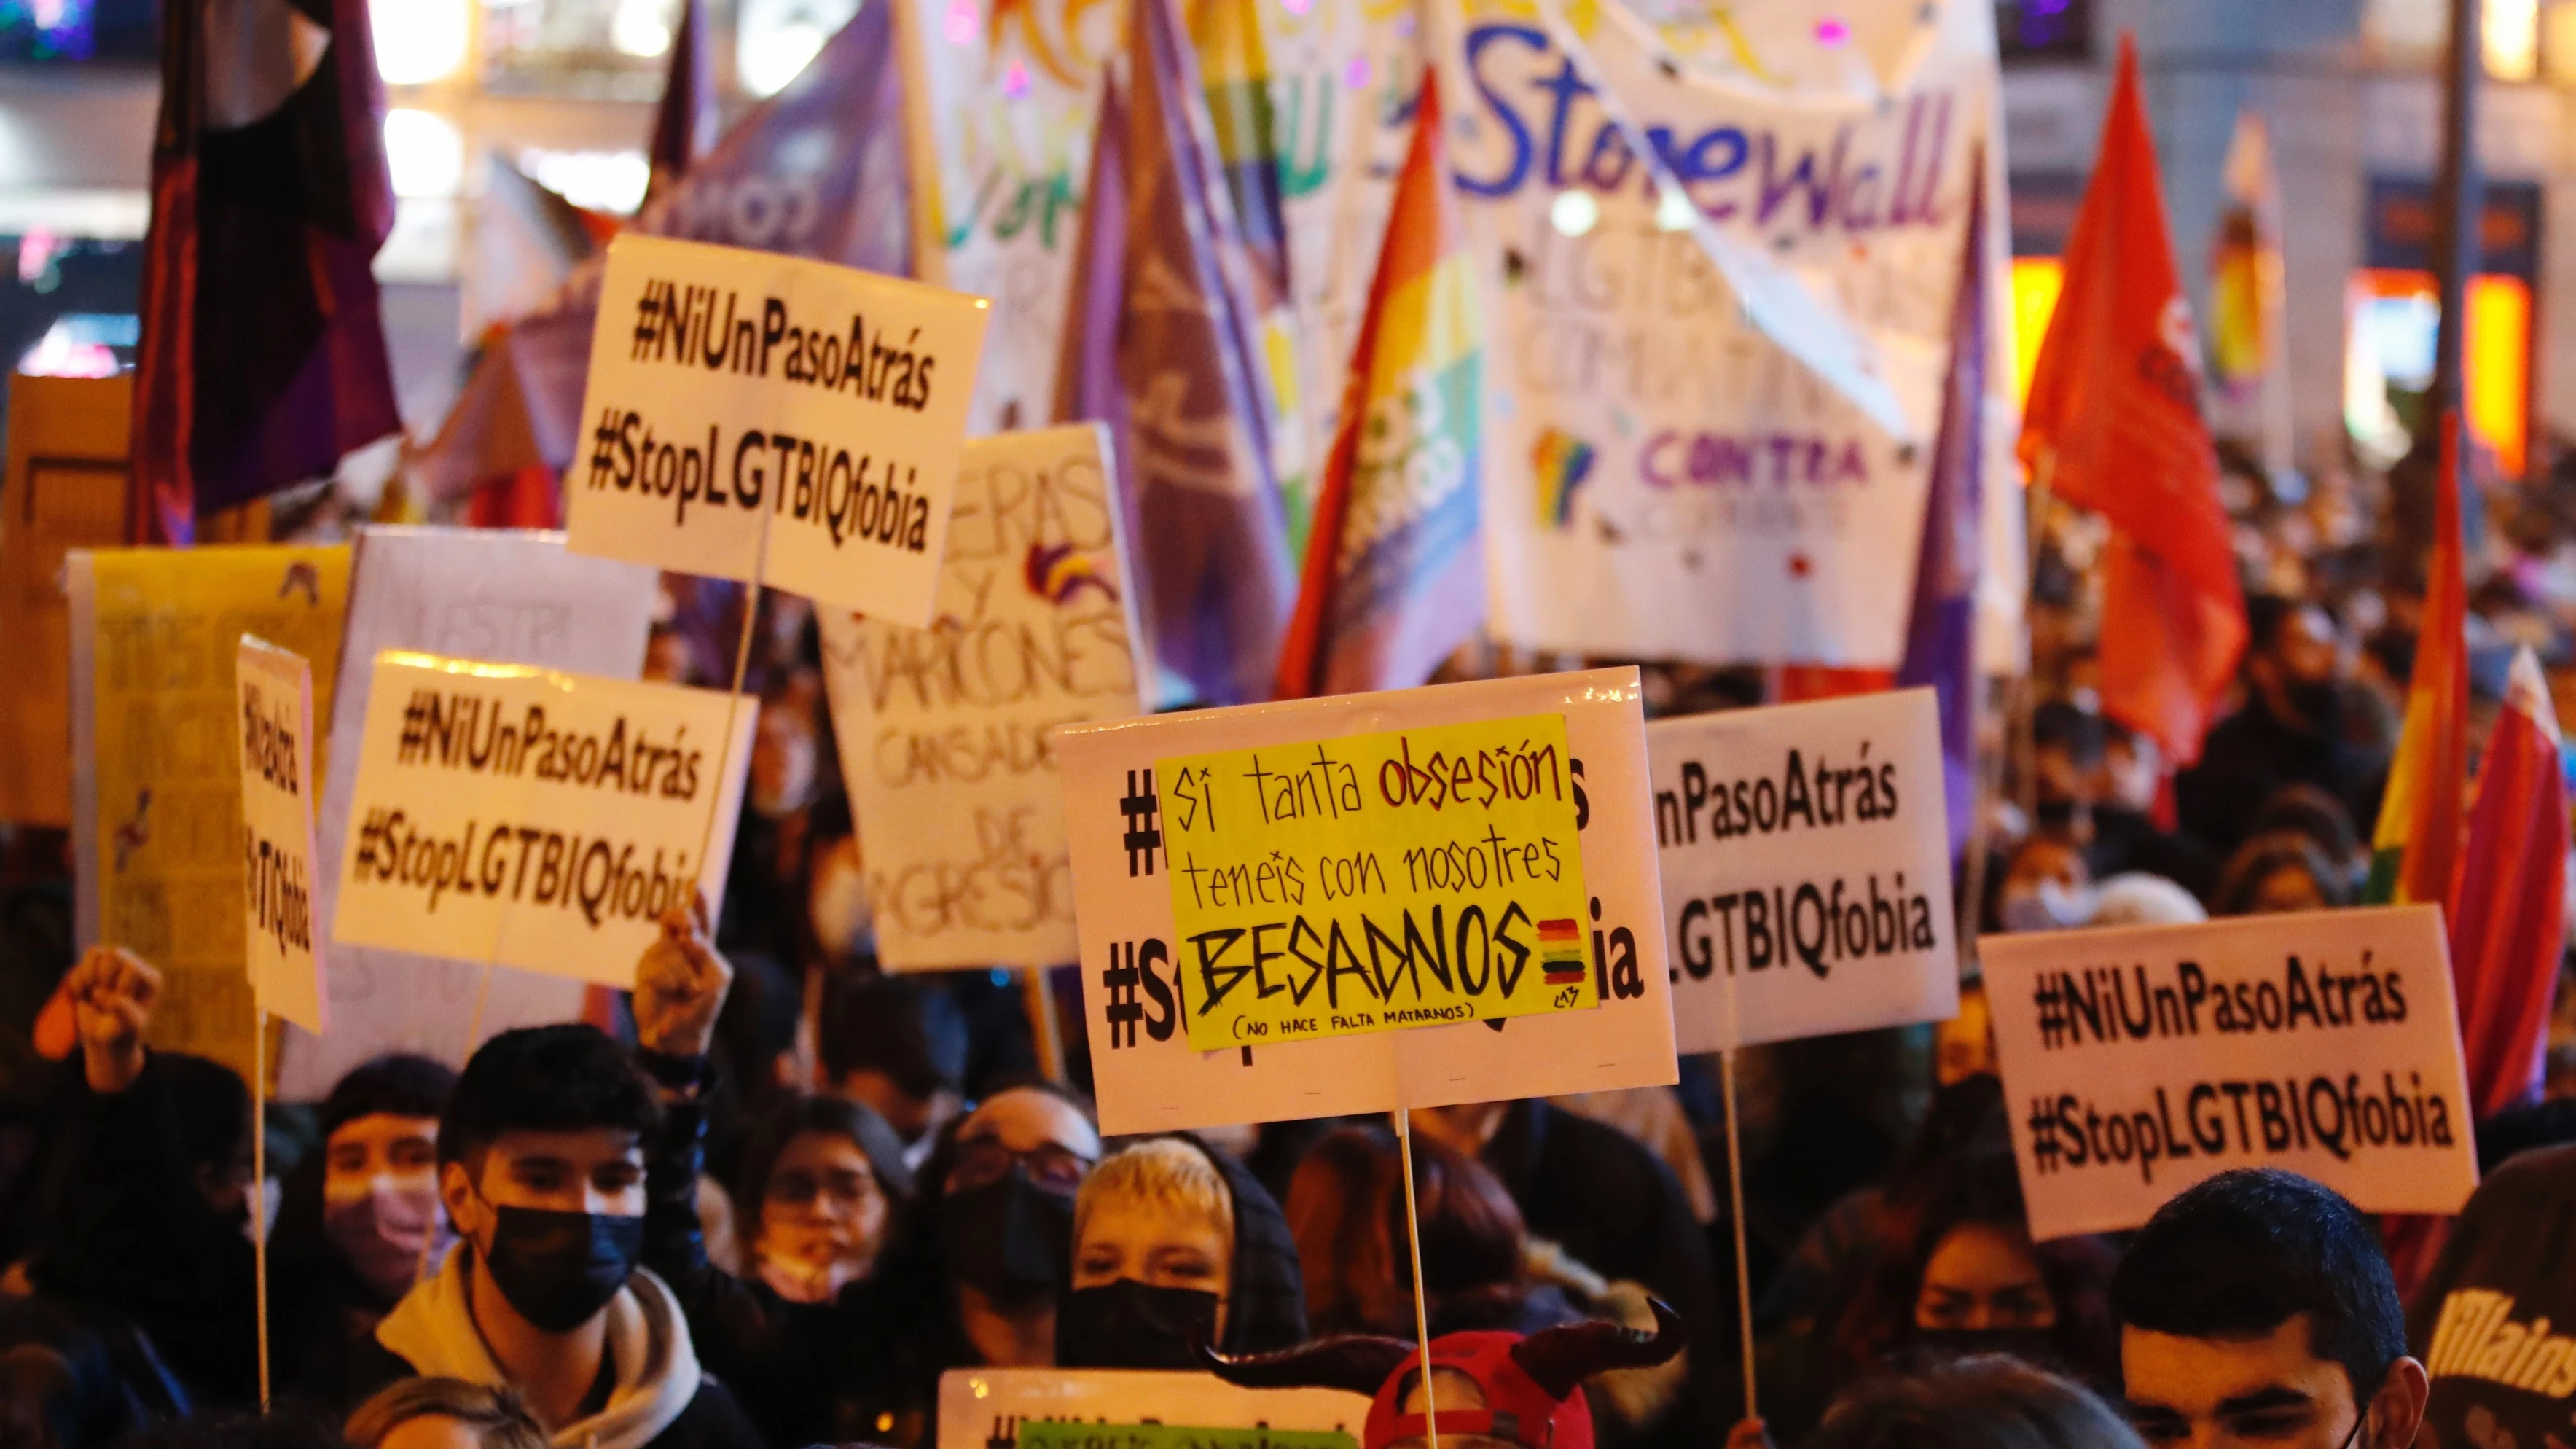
xmin=1158 ymin=713 xmax=1594 ymax=1050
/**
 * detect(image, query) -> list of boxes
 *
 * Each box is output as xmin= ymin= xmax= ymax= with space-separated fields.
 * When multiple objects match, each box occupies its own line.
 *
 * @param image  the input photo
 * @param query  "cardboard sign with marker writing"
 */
xmin=818 ymin=425 xmax=1146 ymax=969
xmin=936 ymin=1368 xmax=1367 ymax=1449
xmin=1056 ymin=668 xmax=1677 ymax=1135
xmin=566 ymin=233 xmax=991 ymax=623
xmin=0 ymin=374 xmax=130 ymax=826
xmin=1650 ymin=690 xmax=1957 ymax=1052
xmin=235 ymin=638 xmax=326 ymax=1034
xmin=331 ymin=652 xmax=754 ymax=988
xmin=1984 ymin=906 xmax=2478 ymax=1241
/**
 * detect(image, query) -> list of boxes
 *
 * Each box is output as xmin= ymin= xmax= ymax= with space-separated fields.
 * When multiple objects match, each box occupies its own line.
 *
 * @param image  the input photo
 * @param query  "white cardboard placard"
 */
xmin=235 ymin=638 xmax=327 ymax=1034
xmin=1649 ymin=690 xmax=1957 ymax=1053
xmin=566 ymin=233 xmax=992 ymax=623
xmin=1056 ymin=668 xmax=1677 ymax=1135
xmin=818 ymin=424 xmax=1146 ymax=969
xmin=330 ymin=652 xmax=755 ymax=988
xmin=1984 ymin=905 xmax=2479 ymax=1240
xmin=936 ymin=1368 xmax=1369 ymax=1449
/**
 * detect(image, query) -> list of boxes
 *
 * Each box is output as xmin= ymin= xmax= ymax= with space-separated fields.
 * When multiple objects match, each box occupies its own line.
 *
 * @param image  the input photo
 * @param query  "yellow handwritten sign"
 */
xmin=1159 ymin=713 xmax=1592 ymax=1050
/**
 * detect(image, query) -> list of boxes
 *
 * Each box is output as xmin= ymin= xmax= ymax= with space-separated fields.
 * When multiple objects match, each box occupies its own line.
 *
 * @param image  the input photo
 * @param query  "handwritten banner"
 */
xmin=69 ymin=545 xmax=350 ymax=1082
xmin=938 ymin=1368 xmax=1366 ymax=1449
xmin=818 ymin=426 xmax=1143 ymax=969
xmin=1984 ymin=906 xmax=2478 ymax=1240
xmin=566 ymin=233 xmax=991 ymax=623
xmin=1057 ymin=668 xmax=1675 ymax=1134
xmin=1161 ymin=712 xmax=1593 ymax=1049
xmin=330 ymin=652 xmax=754 ymax=988
xmin=1651 ymin=690 xmax=1956 ymax=1052
xmin=235 ymin=638 xmax=326 ymax=1034
xmin=277 ymin=527 xmax=659 ymax=1098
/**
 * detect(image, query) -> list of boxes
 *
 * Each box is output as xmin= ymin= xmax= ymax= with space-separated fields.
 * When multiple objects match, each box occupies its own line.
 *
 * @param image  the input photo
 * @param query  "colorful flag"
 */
xmin=129 ymin=0 xmax=402 ymax=543
xmin=2019 ymin=34 xmax=2242 ymax=766
xmin=1272 ymin=71 xmax=1481 ymax=700
xmin=1188 ymin=0 xmax=1289 ymax=299
xmin=2207 ymin=109 xmax=2292 ymax=477
xmin=646 ymin=0 xmax=719 ymax=200
xmin=1054 ymin=0 xmax=1294 ymax=708
xmin=2367 ymin=414 xmax=2470 ymax=907
xmin=2448 ymin=647 xmax=2569 ymax=1116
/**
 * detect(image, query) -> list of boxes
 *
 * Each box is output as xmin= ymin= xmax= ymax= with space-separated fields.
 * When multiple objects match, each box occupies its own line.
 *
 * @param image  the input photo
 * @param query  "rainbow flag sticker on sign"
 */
xmin=1539 ymin=917 xmax=1586 ymax=985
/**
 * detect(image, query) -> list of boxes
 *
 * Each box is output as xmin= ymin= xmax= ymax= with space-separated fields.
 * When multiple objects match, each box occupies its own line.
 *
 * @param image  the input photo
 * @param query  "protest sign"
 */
xmin=818 ymin=425 xmax=1144 ymax=969
xmin=0 ymin=374 xmax=132 ymax=826
xmin=1984 ymin=905 xmax=2478 ymax=1240
xmin=235 ymin=638 xmax=326 ymax=1034
xmin=1057 ymin=668 xmax=1675 ymax=1134
xmin=278 ymin=527 xmax=657 ymax=1098
xmin=1650 ymin=690 xmax=1957 ymax=1052
xmin=1438 ymin=0 xmax=1994 ymax=666
xmin=937 ymin=1368 xmax=1367 ymax=1449
xmin=68 ymin=545 xmax=350 ymax=1082
xmin=565 ymin=233 xmax=992 ymax=624
xmin=331 ymin=653 xmax=755 ymax=988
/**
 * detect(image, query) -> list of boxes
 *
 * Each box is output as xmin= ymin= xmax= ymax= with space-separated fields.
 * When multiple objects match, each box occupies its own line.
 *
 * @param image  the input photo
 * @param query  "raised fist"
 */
xmin=63 ymin=947 xmax=162 ymax=1094
xmin=633 ymin=900 xmax=732 ymax=1061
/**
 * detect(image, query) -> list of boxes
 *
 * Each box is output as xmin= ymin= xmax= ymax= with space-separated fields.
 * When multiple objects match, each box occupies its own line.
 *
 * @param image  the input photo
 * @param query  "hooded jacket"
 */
xmin=1175 ymin=1133 xmax=1308 ymax=1356
xmin=346 ymin=1246 xmax=762 ymax=1449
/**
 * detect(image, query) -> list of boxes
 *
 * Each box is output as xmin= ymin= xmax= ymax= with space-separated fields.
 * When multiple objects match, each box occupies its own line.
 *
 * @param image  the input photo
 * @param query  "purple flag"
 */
xmin=1054 ymin=0 xmax=1293 ymax=707
xmin=1895 ymin=169 xmax=1991 ymax=859
xmin=646 ymin=0 xmax=718 ymax=199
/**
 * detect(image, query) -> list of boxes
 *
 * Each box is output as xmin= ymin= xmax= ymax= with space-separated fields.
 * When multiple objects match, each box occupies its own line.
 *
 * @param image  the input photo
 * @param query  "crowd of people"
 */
xmin=1 ymin=445 xmax=2576 ymax=1449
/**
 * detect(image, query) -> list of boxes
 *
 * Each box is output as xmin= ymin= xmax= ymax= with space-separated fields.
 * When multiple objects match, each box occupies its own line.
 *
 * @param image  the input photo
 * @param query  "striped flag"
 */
xmin=1272 ymin=70 xmax=1481 ymax=700
xmin=2448 ymin=647 xmax=2568 ymax=1116
xmin=2365 ymin=413 xmax=2469 ymax=906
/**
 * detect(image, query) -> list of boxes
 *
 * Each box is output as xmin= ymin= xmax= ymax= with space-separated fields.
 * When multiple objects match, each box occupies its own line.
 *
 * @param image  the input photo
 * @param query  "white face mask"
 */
xmin=2001 ymin=879 xmax=2096 ymax=933
xmin=810 ymin=859 xmax=872 ymax=961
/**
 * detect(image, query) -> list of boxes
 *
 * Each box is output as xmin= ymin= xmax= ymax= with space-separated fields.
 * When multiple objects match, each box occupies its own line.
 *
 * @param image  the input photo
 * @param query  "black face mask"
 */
xmin=1056 ymin=1279 xmax=1222 ymax=1369
xmin=937 ymin=1168 xmax=1073 ymax=1308
xmin=479 ymin=1206 xmax=643 ymax=1333
xmin=1909 ymin=1327 xmax=2063 ymax=1370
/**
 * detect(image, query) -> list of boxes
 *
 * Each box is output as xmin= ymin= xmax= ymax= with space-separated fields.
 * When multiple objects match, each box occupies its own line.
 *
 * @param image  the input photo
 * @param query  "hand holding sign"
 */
xmin=66 ymin=945 xmax=161 ymax=1094
xmin=633 ymin=904 xmax=733 ymax=1059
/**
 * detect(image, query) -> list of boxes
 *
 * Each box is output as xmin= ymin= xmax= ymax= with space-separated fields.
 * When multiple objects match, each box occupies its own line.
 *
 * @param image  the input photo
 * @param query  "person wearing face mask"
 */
xmin=2178 ymin=595 xmax=2391 ymax=861
xmin=1060 ymin=1136 xmax=1306 ymax=1370
xmin=20 ymin=948 xmax=261 ymax=1407
xmin=342 ymin=1022 xmax=762 ymax=1449
xmin=267 ymin=1054 xmax=458 ymax=1401
xmin=626 ymin=909 xmax=921 ymax=1448
xmin=1992 ymin=832 xmax=2097 ymax=934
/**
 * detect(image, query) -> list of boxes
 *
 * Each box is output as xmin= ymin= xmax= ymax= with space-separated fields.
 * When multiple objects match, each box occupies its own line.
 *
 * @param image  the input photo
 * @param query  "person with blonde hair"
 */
xmin=345 ymin=1378 xmax=547 ymax=1449
xmin=1060 ymin=1136 xmax=1307 ymax=1368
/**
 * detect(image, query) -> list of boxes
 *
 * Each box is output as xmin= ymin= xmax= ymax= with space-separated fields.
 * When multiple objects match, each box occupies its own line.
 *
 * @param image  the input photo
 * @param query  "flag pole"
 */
xmin=252 ymin=1007 xmax=271 ymax=1410
xmin=2430 ymin=0 xmax=2483 ymax=494
xmin=1394 ymin=1109 xmax=1440 ymax=1449
xmin=1023 ymin=969 xmax=1066 ymax=1083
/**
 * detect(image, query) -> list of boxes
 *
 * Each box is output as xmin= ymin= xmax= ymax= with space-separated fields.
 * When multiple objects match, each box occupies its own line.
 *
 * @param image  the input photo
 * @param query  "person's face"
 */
xmin=750 ymin=709 xmax=818 ymax=817
xmin=2035 ymin=743 xmax=2094 ymax=809
xmin=1914 ymin=1221 xmax=2056 ymax=1332
xmin=837 ymin=1068 xmax=955 ymax=1147
xmin=326 ymin=1113 xmax=439 ymax=1202
xmin=2249 ymin=864 xmax=2330 ymax=915
xmin=2005 ymin=837 xmax=2088 ymax=897
xmin=377 ymin=1415 xmax=486 ymax=1449
xmin=2104 ymin=735 xmax=2163 ymax=813
xmin=2122 ymin=1315 xmax=2368 ymax=1449
xmin=2271 ymin=608 xmax=2341 ymax=690
xmin=441 ymin=1128 xmax=646 ymax=1246
xmin=756 ymin=1130 xmax=887 ymax=1279
xmin=1073 ymin=1192 xmax=1233 ymax=1338
xmin=944 ymin=1087 xmax=1100 ymax=1197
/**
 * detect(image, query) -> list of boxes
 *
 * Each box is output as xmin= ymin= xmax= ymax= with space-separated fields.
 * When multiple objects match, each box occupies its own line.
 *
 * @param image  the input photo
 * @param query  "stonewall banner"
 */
xmin=1057 ymin=668 xmax=1674 ymax=1133
xmin=938 ymin=1368 xmax=1366 ymax=1449
xmin=68 ymin=545 xmax=350 ymax=1082
xmin=818 ymin=426 xmax=1144 ymax=969
xmin=235 ymin=638 xmax=326 ymax=1034
xmin=331 ymin=653 xmax=755 ymax=987
xmin=1985 ymin=905 xmax=2478 ymax=1240
xmin=1441 ymin=0 xmax=1994 ymax=665
xmin=566 ymin=234 xmax=991 ymax=622
xmin=1651 ymin=690 xmax=1956 ymax=1053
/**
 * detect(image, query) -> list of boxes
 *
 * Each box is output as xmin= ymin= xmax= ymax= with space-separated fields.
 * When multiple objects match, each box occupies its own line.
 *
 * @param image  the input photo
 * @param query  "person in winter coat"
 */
xmin=1059 ymin=1136 xmax=1305 ymax=1368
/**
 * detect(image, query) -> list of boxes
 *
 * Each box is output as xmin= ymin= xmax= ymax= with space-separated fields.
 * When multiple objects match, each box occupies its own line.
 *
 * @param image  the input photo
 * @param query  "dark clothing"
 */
xmin=2408 ymin=1144 xmax=2576 ymax=1449
xmin=342 ymin=1334 xmax=767 ymax=1449
xmin=2175 ymin=697 xmax=2387 ymax=858
xmin=2085 ymin=805 xmax=2223 ymax=902
xmin=1167 ymin=1133 xmax=1307 ymax=1354
xmin=265 ymin=1153 xmax=404 ymax=1406
xmin=1483 ymin=1100 xmax=1733 ymax=1447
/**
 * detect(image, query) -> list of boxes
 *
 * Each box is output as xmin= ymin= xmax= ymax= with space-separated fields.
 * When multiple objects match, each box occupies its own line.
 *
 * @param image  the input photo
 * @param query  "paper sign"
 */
xmin=1160 ymin=712 xmax=1595 ymax=1050
xmin=938 ymin=1369 xmax=1367 ymax=1449
xmin=235 ymin=638 xmax=326 ymax=1034
xmin=69 ymin=545 xmax=350 ymax=1083
xmin=330 ymin=652 xmax=755 ymax=988
xmin=565 ymin=233 xmax=992 ymax=624
xmin=0 ymin=374 xmax=131 ymax=826
xmin=1650 ymin=690 xmax=1957 ymax=1053
xmin=1057 ymin=668 xmax=1676 ymax=1134
xmin=1024 ymin=1425 xmax=1352 ymax=1449
xmin=1984 ymin=905 xmax=2478 ymax=1241
xmin=277 ymin=526 xmax=657 ymax=1099
xmin=817 ymin=425 xmax=1144 ymax=969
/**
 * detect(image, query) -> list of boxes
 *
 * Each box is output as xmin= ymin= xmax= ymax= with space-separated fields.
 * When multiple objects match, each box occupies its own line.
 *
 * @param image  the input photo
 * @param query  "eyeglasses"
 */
xmin=766 ymin=1165 xmax=881 ymax=1212
xmin=947 ymin=1136 xmax=1093 ymax=1194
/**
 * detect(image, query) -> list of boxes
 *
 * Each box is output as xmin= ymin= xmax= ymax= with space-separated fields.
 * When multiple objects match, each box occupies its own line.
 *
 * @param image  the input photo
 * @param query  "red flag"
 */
xmin=2449 ymin=647 xmax=2569 ymax=1117
xmin=2019 ymin=33 xmax=2243 ymax=765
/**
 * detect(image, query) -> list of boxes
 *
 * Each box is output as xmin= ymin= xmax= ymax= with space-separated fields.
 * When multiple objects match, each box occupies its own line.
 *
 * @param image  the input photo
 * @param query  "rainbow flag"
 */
xmin=1532 ymin=428 xmax=1596 ymax=531
xmin=1272 ymin=69 xmax=1483 ymax=699
xmin=2449 ymin=647 xmax=2569 ymax=1115
xmin=1539 ymin=918 xmax=1586 ymax=985
xmin=2365 ymin=413 xmax=2469 ymax=906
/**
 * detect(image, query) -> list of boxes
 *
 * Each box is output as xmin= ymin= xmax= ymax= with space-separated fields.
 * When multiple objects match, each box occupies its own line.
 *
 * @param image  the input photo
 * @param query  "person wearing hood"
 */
xmin=343 ymin=1020 xmax=762 ymax=1449
xmin=1060 ymin=1136 xmax=1306 ymax=1369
